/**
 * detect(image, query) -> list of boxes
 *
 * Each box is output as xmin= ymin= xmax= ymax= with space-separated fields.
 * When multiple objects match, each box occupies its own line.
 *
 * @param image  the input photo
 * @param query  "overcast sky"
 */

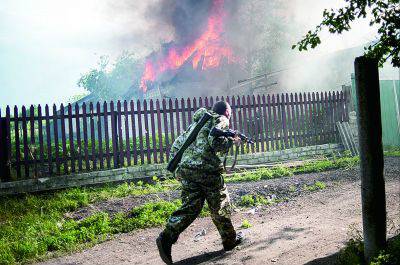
xmin=0 ymin=0 xmax=379 ymax=110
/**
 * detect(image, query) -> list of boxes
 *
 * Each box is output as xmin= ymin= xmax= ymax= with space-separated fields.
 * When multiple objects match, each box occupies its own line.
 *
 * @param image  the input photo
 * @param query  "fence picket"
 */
xmin=117 ymin=101 xmax=124 ymax=167
xmin=60 ymin=104 xmax=68 ymax=174
xmin=75 ymin=104 xmax=83 ymax=171
xmin=143 ymin=100 xmax=151 ymax=163
xmin=45 ymin=105 xmax=52 ymax=175
xmin=137 ymin=100 xmax=144 ymax=164
xmin=82 ymin=103 xmax=90 ymax=170
xmin=67 ymin=104 xmax=75 ymax=173
xmin=168 ymin=99 xmax=175 ymax=145
xmin=156 ymin=100 xmax=164 ymax=163
xmin=90 ymin=102 xmax=98 ymax=170
xmin=52 ymin=104 xmax=60 ymax=175
xmin=103 ymin=102 xmax=111 ymax=169
xmin=237 ymin=96 xmax=244 ymax=154
xmin=28 ymin=105 xmax=38 ymax=177
xmin=97 ymin=102 xmax=104 ymax=169
xmin=180 ymin=98 xmax=187 ymax=131
xmin=149 ymin=99 xmax=157 ymax=163
xmin=162 ymin=99 xmax=170 ymax=160
xmin=124 ymin=101 xmax=131 ymax=166
xmin=13 ymin=106 xmax=21 ymax=178
xmin=130 ymin=100 xmax=138 ymax=165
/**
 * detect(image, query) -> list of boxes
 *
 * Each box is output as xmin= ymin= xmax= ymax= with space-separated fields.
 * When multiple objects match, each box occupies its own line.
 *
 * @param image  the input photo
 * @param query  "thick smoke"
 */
xmin=146 ymin=0 xmax=214 ymax=45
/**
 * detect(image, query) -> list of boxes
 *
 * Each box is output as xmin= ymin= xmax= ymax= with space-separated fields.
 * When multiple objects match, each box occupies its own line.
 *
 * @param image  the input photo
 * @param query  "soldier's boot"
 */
xmin=156 ymin=233 xmax=173 ymax=265
xmin=223 ymin=231 xmax=244 ymax=251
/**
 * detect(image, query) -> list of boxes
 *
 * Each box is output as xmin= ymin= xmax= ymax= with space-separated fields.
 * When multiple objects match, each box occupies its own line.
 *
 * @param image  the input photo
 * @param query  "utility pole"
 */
xmin=354 ymin=56 xmax=386 ymax=264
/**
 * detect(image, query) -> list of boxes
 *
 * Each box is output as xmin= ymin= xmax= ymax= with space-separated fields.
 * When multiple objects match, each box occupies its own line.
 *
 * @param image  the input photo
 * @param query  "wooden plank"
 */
xmin=237 ymin=96 xmax=245 ymax=154
xmin=175 ymin=99 xmax=181 ymax=135
xmin=22 ymin=106 xmax=30 ymax=178
xmin=272 ymin=95 xmax=279 ymax=150
xmin=136 ymin=100 xmax=145 ymax=164
xmin=168 ymin=99 xmax=175 ymax=145
xmin=205 ymin=97 xmax=209 ymax=108
xmin=267 ymin=95 xmax=273 ymax=150
xmin=187 ymin=98 xmax=192 ymax=124
xmin=256 ymin=95 xmax=265 ymax=152
xmin=124 ymin=101 xmax=131 ymax=166
xmin=156 ymin=100 xmax=164 ymax=163
xmin=0 ymin=107 xmax=12 ymax=181
xmin=29 ymin=105 xmax=38 ymax=177
xmin=261 ymin=95 xmax=269 ymax=151
xmin=149 ymin=99 xmax=157 ymax=163
xmin=210 ymin=96 xmax=214 ymax=108
xmin=97 ymin=102 xmax=104 ymax=169
xmin=13 ymin=106 xmax=21 ymax=178
xmin=246 ymin=95 xmax=255 ymax=153
xmin=67 ymin=104 xmax=75 ymax=173
xmin=75 ymin=104 xmax=83 ymax=171
xmin=241 ymin=96 xmax=249 ymax=153
xmin=143 ymin=100 xmax=151 ymax=164
xmin=298 ymin=93 xmax=305 ymax=147
xmin=162 ymin=99 xmax=170 ymax=160
xmin=281 ymin=94 xmax=289 ymax=149
xmin=52 ymin=104 xmax=60 ymax=175
xmin=103 ymin=102 xmax=111 ymax=168
xmin=199 ymin=97 xmax=203 ymax=107
xmin=89 ymin=102 xmax=97 ymax=170
xmin=117 ymin=101 xmax=124 ymax=167
xmin=252 ymin=95 xmax=260 ymax=152
xmin=60 ymin=104 xmax=68 ymax=174
xmin=302 ymin=93 xmax=309 ymax=146
xmin=130 ymin=100 xmax=138 ymax=165
xmin=180 ymin=98 xmax=187 ymax=131
xmin=289 ymin=93 xmax=296 ymax=148
xmin=327 ymin=92 xmax=334 ymax=142
xmin=315 ymin=92 xmax=321 ymax=144
xmin=45 ymin=105 xmax=52 ymax=175
xmin=294 ymin=93 xmax=301 ymax=147
xmin=110 ymin=101 xmax=119 ymax=168
xmin=82 ymin=103 xmax=90 ymax=170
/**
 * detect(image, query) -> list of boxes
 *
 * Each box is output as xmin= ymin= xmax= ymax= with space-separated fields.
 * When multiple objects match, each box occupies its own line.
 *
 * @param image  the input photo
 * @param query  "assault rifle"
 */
xmin=209 ymin=127 xmax=254 ymax=144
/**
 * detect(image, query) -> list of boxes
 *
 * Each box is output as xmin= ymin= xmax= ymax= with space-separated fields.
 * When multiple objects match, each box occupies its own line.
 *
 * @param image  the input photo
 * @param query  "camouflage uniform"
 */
xmin=161 ymin=108 xmax=237 ymax=248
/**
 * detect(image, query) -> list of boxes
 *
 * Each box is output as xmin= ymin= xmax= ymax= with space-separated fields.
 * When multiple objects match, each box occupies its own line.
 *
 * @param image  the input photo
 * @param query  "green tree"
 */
xmin=293 ymin=0 xmax=400 ymax=66
xmin=77 ymin=52 xmax=143 ymax=101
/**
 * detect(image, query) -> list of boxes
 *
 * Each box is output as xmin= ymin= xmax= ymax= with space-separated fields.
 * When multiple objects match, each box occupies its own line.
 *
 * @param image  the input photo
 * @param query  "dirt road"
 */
xmin=38 ymin=158 xmax=399 ymax=265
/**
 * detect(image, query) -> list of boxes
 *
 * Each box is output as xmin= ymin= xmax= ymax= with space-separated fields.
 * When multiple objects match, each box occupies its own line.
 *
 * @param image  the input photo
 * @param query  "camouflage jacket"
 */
xmin=173 ymin=108 xmax=233 ymax=177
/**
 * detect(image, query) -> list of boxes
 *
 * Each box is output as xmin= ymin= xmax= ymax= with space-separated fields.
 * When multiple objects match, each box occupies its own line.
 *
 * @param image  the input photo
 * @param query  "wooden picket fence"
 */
xmin=0 ymin=91 xmax=349 ymax=181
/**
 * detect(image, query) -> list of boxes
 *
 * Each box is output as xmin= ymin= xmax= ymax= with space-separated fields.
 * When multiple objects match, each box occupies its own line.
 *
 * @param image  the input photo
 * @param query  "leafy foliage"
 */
xmin=77 ymin=52 xmax=143 ymax=101
xmin=293 ymin=0 xmax=400 ymax=66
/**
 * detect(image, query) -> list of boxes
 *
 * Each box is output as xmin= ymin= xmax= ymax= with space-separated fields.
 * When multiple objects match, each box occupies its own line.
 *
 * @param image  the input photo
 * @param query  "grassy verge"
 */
xmin=0 ymin=156 xmax=359 ymax=264
xmin=226 ymin=156 xmax=359 ymax=183
xmin=338 ymin=234 xmax=400 ymax=265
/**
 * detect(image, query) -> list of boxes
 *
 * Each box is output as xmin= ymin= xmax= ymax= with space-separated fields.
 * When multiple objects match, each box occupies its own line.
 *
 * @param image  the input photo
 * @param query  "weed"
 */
xmin=303 ymin=181 xmax=327 ymax=191
xmin=241 ymin=219 xmax=252 ymax=229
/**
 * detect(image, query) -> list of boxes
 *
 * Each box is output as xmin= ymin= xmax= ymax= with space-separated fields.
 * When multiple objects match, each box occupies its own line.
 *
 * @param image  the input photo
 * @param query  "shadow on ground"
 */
xmin=174 ymin=250 xmax=227 ymax=265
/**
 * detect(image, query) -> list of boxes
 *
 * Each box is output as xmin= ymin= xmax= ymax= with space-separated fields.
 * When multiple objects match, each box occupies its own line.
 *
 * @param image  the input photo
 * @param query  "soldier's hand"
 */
xmin=233 ymin=135 xmax=242 ymax=146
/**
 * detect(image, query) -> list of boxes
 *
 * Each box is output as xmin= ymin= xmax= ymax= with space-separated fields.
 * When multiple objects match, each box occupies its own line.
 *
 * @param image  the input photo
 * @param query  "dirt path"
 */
xmin=38 ymin=161 xmax=399 ymax=265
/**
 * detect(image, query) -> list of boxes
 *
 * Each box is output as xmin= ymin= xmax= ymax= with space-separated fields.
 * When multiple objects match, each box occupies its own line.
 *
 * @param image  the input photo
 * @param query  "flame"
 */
xmin=140 ymin=0 xmax=236 ymax=92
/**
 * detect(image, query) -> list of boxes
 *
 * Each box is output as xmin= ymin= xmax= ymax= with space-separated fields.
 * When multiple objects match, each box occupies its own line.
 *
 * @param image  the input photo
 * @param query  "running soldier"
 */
xmin=156 ymin=101 xmax=243 ymax=264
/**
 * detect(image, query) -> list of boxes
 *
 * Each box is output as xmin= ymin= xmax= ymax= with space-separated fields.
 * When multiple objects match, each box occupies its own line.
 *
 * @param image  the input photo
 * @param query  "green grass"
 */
xmin=384 ymin=146 xmax=400 ymax=157
xmin=226 ymin=156 xmax=359 ymax=183
xmin=0 ymin=179 xmax=178 ymax=264
xmin=303 ymin=181 xmax=327 ymax=191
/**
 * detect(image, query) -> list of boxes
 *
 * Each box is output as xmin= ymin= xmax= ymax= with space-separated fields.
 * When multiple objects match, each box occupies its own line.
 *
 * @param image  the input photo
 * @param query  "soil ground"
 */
xmin=37 ymin=157 xmax=400 ymax=265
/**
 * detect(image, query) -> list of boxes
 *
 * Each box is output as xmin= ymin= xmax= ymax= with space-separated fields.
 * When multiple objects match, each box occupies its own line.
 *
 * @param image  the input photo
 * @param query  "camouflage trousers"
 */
xmin=161 ymin=174 xmax=236 ymax=247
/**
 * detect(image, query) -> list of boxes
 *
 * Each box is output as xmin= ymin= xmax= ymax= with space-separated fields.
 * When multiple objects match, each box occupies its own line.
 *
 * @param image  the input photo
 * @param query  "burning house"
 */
xmin=138 ymin=0 xmax=248 ymax=99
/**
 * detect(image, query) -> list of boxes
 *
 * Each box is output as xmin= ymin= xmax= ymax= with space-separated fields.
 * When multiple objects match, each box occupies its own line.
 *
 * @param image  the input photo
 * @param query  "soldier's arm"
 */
xmin=208 ymin=116 xmax=233 ymax=152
